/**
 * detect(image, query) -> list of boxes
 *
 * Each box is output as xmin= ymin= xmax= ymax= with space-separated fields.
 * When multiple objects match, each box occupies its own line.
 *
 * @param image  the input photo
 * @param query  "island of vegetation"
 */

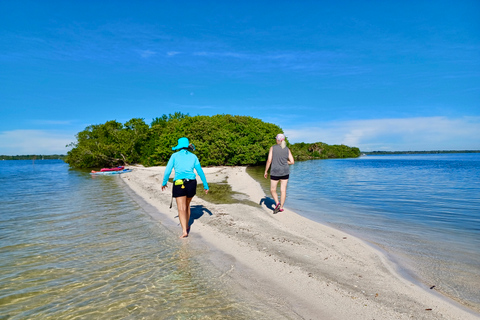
xmin=64 ymin=113 xmax=361 ymax=169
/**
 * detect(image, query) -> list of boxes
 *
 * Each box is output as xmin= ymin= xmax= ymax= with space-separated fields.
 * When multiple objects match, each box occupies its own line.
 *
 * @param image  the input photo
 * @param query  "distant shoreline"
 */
xmin=0 ymin=155 xmax=66 ymax=160
xmin=2 ymin=150 xmax=480 ymax=161
xmin=362 ymin=150 xmax=480 ymax=155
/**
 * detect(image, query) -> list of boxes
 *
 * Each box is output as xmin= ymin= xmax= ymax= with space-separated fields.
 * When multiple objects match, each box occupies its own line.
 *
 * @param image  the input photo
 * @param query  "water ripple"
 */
xmin=0 ymin=160 xmax=259 ymax=319
xmin=250 ymin=153 xmax=480 ymax=312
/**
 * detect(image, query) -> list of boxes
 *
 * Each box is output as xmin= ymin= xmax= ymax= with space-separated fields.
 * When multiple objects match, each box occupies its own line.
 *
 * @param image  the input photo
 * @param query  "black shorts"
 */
xmin=270 ymin=174 xmax=289 ymax=181
xmin=172 ymin=179 xmax=197 ymax=198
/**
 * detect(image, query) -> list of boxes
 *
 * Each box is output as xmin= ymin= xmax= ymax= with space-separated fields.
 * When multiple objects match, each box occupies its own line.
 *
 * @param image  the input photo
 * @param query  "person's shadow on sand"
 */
xmin=259 ymin=197 xmax=276 ymax=212
xmin=188 ymin=205 xmax=213 ymax=227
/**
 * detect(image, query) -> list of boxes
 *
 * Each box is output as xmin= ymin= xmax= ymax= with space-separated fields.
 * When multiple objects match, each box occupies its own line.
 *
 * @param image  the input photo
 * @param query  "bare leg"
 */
xmin=176 ymin=196 xmax=190 ymax=238
xmin=185 ymin=197 xmax=193 ymax=234
xmin=279 ymin=179 xmax=289 ymax=210
xmin=270 ymin=179 xmax=280 ymax=206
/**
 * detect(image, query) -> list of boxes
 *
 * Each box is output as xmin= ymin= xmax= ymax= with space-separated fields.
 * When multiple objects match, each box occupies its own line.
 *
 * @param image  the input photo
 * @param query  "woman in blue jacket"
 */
xmin=161 ymin=137 xmax=209 ymax=238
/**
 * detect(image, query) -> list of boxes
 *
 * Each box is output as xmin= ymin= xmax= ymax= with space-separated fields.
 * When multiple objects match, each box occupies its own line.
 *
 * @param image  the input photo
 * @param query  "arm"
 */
xmin=264 ymin=147 xmax=273 ymax=178
xmin=194 ymin=158 xmax=209 ymax=194
xmin=287 ymin=149 xmax=295 ymax=165
xmin=161 ymin=156 xmax=175 ymax=191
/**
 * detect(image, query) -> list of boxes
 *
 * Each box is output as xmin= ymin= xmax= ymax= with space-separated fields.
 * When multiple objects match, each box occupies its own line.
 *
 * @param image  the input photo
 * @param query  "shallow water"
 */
xmin=0 ymin=160 xmax=268 ymax=319
xmin=249 ymin=153 xmax=480 ymax=312
xmin=2 ymin=155 xmax=479 ymax=317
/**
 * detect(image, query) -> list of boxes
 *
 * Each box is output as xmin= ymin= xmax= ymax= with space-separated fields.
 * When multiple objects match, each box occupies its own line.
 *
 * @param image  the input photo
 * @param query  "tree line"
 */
xmin=1 ymin=155 xmax=66 ymax=160
xmin=290 ymin=142 xmax=361 ymax=160
xmin=64 ymin=113 xmax=361 ymax=168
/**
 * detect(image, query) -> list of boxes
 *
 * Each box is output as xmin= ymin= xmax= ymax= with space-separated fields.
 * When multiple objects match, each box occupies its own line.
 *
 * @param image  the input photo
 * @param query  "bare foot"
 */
xmin=180 ymin=232 xmax=188 ymax=238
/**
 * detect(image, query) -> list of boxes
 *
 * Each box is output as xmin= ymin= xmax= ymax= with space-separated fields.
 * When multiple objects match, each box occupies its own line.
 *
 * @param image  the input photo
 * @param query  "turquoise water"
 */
xmin=2 ymin=154 xmax=479 ymax=317
xmin=0 ymin=160 xmax=266 ymax=319
xmin=283 ymin=153 xmax=480 ymax=312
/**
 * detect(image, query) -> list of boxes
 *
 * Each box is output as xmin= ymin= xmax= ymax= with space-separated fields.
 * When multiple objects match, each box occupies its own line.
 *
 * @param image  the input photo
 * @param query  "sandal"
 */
xmin=273 ymin=203 xmax=280 ymax=214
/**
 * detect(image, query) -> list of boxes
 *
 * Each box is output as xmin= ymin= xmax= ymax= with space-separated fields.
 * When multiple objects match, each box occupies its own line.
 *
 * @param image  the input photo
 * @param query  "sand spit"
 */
xmin=120 ymin=165 xmax=479 ymax=320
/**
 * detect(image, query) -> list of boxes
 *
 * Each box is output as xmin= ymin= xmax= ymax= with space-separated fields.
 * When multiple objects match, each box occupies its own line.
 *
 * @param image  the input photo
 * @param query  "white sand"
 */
xmin=120 ymin=165 xmax=479 ymax=320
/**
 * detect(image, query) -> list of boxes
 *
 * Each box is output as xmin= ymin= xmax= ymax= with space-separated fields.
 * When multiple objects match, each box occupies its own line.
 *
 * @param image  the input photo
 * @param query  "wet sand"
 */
xmin=120 ymin=165 xmax=479 ymax=320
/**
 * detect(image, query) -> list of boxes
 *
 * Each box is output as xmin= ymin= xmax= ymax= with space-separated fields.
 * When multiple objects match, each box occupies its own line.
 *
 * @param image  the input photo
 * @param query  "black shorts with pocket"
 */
xmin=270 ymin=174 xmax=289 ymax=181
xmin=172 ymin=179 xmax=197 ymax=198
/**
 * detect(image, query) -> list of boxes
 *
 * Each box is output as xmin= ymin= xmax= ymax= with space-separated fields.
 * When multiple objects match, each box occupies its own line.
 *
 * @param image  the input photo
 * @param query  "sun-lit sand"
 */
xmin=120 ymin=165 xmax=479 ymax=320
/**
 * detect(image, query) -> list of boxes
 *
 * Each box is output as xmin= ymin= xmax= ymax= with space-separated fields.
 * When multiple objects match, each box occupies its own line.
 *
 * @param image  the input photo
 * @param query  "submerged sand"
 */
xmin=120 ymin=165 xmax=479 ymax=320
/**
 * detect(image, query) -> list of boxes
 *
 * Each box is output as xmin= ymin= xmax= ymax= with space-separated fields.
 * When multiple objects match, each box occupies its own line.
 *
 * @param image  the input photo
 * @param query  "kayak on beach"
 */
xmin=90 ymin=168 xmax=132 ymax=175
xmin=100 ymin=166 xmax=124 ymax=172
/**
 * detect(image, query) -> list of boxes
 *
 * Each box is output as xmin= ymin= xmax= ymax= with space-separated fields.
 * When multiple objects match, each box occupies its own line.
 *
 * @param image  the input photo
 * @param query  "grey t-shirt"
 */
xmin=270 ymin=144 xmax=290 ymax=176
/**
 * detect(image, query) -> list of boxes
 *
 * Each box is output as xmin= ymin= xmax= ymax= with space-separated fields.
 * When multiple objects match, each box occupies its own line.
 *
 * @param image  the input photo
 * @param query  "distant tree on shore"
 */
xmin=64 ymin=113 xmax=361 ymax=169
xmin=289 ymin=142 xmax=361 ymax=160
xmin=65 ymin=118 xmax=149 ymax=168
xmin=0 ymin=155 xmax=66 ymax=160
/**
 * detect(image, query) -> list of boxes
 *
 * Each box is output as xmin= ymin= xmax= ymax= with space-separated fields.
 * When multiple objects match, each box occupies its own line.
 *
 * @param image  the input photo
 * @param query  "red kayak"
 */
xmin=91 ymin=168 xmax=132 ymax=175
xmin=100 ymin=166 xmax=124 ymax=172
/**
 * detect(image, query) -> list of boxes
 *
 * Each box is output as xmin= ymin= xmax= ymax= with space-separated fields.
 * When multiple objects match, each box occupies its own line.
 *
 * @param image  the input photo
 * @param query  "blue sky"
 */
xmin=1 ymin=0 xmax=479 ymax=155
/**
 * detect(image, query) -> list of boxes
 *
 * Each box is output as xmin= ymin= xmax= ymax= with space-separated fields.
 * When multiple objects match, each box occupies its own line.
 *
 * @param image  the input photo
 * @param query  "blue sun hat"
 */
xmin=172 ymin=137 xmax=190 ymax=150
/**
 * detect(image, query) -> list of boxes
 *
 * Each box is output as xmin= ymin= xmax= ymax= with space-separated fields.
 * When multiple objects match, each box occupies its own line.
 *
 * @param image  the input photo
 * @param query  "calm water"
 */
xmin=251 ymin=153 xmax=480 ymax=312
xmin=0 ymin=160 xmax=267 ymax=319
xmin=2 ymin=155 xmax=480 ymax=317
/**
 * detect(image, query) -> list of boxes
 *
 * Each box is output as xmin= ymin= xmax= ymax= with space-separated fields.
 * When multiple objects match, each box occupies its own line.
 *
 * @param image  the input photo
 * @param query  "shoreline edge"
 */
xmin=119 ymin=165 xmax=479 ymax=320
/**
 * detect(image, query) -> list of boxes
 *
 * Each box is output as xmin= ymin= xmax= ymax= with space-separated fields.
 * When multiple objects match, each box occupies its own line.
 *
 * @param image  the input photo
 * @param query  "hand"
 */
xmin=264 ymin=172 xmax=268 ymax=179
xmin=204 ymin=189 xmax=209 ymax=194
xmin=161 ymin=185 xmax=167 ymax=191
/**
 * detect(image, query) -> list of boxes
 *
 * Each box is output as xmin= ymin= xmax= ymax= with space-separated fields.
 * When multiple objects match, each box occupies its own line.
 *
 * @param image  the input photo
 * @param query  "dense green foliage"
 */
xmin=65 ymin=118 xmax=149 ymax=168
xmin=65 ymin=114 xmax=283 ymax=168
xmin=0 ymin=155 xmax=66 ymax=160
xmin=64 ymin=113 xmax=361 ymax=169
xmin=142 ymin=113 xmax=283 ymax=167
xmin=289 ymin=142 xmax=361 ymax=160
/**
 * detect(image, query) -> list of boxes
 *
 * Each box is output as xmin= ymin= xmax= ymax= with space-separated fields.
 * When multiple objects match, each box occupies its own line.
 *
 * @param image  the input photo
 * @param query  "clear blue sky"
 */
xmin=1 ymin=0 xmax=479 ymax=155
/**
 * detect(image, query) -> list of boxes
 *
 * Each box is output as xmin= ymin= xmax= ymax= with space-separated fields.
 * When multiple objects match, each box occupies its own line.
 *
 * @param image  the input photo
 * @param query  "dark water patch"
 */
xmin=195 ymin=179 xmax=259 ymax=207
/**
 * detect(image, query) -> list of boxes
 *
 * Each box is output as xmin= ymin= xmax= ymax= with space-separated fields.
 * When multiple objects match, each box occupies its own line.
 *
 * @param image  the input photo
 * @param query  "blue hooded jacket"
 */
xmin=162 ymin=149 xmax=209 ymax=189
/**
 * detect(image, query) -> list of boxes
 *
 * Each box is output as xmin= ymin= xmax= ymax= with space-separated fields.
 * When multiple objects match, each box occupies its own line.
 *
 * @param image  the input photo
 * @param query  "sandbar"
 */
xmin=120 ymin=165 xmax=479 ymax=320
